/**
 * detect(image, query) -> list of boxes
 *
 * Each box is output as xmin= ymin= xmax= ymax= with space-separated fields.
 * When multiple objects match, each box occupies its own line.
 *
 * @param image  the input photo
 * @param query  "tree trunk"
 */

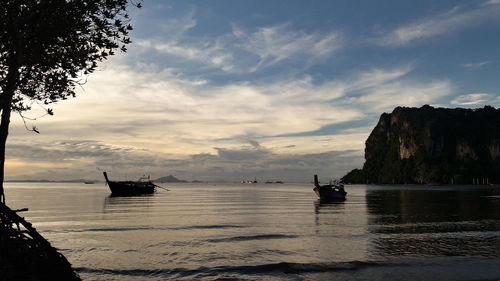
xmin=0 ymin=63 xmax=18 ymax=203
xmin=0 ymin=105 xmax=12 ymax=203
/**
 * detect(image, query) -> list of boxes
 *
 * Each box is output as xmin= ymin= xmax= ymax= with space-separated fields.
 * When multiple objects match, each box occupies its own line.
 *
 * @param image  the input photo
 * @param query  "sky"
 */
xmin=6 ymin=0 xmax=500 ymax=182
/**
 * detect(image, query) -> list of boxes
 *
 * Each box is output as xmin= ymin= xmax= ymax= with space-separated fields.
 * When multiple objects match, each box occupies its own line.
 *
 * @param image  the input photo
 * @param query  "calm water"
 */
xmin=5 ymin=182 xmax=500 ymax=281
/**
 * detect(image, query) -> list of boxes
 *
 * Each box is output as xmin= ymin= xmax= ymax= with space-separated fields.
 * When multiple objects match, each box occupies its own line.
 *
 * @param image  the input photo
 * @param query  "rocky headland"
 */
xmin=343 ymin=105 xmax=500 ymax=184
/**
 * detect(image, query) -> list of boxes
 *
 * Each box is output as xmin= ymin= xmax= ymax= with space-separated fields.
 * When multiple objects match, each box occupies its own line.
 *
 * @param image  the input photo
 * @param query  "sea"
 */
xmin=4 ymin=182 xmax=500 ymax=281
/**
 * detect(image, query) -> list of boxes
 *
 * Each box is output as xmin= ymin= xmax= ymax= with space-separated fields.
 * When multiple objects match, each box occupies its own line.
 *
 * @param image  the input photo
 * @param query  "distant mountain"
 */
xmin=343 ymin=105 xmax=500 ymax=184
xmin=6 ymin=179 xmax=100 ymax=183
xmin=154 ymin=175 xmax=187 ymax=183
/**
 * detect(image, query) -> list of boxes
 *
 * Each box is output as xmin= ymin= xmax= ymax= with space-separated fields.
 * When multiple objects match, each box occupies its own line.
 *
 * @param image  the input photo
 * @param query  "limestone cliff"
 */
xmin=343 ymin=105 xmax=500 ymax=184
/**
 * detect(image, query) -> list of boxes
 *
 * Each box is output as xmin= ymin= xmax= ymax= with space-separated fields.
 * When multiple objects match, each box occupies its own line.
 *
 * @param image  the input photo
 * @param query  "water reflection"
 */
xmin=314 ymin=200 xmax=345 ymax=214
xmin=314 ymin=200 xmax=347 ymax=235
xmin=103 ymin=194 xmax=155 ymax=214
xmin=365 ymin=186 xmax=500 ymax=258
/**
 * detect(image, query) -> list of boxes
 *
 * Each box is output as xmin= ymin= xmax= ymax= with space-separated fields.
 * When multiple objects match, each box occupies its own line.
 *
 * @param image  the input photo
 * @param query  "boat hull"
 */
xmin=108 ymin=181 xmax=155 ymax=196
xmin=313 ymin=186 xmax=347 ymax=201
xmin=313 ymin=174 xmax=347 ymax=201
xmin=103 ymin=172 xmax=156 ymax=196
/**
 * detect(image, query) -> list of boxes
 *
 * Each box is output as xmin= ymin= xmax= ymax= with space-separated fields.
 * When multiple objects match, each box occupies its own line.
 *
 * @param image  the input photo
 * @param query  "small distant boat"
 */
xmin=265 ymin=180 xmax=284 ymax=184
xmin=103 ymin=172 xmax=156 ymax=196
xmin=241 ymin=177 xmax=258 ymax=184
xmin=313 ymin=175 xmax=347 ymax=201
xmin=84 ymin=181 xmax=95 ymax=184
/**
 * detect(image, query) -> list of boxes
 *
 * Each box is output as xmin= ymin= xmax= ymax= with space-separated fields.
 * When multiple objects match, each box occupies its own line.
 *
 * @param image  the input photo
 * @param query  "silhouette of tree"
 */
xmin=0 ymin=0 xmax=140 ymax=203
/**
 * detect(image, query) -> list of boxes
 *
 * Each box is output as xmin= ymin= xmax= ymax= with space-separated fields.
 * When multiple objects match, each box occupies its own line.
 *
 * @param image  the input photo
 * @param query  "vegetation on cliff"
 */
xmin=343 ymin=105 xmax=500 ymax=184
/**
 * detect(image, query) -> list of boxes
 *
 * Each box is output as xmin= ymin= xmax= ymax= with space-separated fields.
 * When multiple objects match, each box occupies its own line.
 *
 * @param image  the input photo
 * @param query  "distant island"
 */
xmin=6 ymin=175 xmax=199 ymax=184
xmin=5 ymin=179 xmax=100 ymax=183
xmin=154 ymin=175 xmax=188 ymax=183
xmin=343 ymin=105 xmax=500 ymax=185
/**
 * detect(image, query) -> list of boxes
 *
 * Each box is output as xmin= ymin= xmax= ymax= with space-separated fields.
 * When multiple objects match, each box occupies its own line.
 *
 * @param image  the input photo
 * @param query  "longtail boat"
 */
xmin=103 ymin=172 xmax=156 ymax=196
xmin=313 ymin=174 xmax=347 ymax=201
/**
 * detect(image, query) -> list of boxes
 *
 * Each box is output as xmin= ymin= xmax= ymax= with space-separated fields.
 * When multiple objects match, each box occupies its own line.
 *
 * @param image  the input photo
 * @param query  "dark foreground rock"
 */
xmin=343 ymin=105 xmax=500 ymax=184
xmin=0 ymin=203 xmax=81 ymax=281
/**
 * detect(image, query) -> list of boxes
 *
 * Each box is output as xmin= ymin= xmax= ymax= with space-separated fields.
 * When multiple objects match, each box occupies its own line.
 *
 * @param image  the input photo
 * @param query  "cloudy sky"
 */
xmin=6 ymin=0 xmax=500 ymax=182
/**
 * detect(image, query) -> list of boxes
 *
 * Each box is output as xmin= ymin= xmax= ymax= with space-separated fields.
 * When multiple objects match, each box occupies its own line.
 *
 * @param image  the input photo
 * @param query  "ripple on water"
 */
xmin=76 ymin=257 xmax=500 ymax=281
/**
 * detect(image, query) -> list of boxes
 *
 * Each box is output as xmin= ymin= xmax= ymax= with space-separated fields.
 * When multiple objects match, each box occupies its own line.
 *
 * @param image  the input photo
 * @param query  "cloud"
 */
xmin=144 ymin=40 xmax=234 ymax=71
xmin=136 ymin=20 xmax=342 ymax=73
xmin=9 ymin=62 xmax=364 ymax=164
xmin=143 ymin=9 xmax=197 ymax=41
xmin=461 ymin=61 xmax=491 ymax=69
xmin=235 ymin=23 xmax=343 ymax=72
xmin=451 ymin=93 xmax=493 ymax=105
xmin=184 ymin=146 xmax=364 ymax=182
xmin=4 ymin=138 xmax=188 ymax=180
xmin=7 ymin=59 xmax=454 ymax=181
xmin=10 ymin=62 xmax=451 ymax=152
xmin=346 ymin=80 xmax=453 ymax=111
xmin=233 ymin=137 xmax=261 ymax=148
xmin=292 ymin=65 xmax=453 ymax=114
xmin=214 ymin=147 xmax=270 ymax=161
xmin=6 ymin=140 xmax=156 ymax=166
xmin=345 ymin=66 xmax=414 ymax=92
xmin=376 ymin=3 xmax=500 ymax=47
xmin=5 ymin=135 xmax=364 ymax=182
